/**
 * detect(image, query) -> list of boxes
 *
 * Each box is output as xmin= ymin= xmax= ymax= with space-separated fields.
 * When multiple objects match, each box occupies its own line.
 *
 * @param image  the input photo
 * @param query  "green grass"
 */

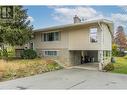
xmin=112 ymin=57 xmax=127 ymax=74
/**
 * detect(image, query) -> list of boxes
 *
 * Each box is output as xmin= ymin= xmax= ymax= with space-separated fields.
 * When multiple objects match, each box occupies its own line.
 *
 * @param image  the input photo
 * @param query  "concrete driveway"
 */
xmin=0 ymin=68 xmax=127 ymax=89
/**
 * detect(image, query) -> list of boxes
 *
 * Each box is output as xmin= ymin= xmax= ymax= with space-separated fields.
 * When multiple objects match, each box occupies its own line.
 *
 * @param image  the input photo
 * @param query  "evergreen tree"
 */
xmin=0 ymin=6 xmax=33 ymax=46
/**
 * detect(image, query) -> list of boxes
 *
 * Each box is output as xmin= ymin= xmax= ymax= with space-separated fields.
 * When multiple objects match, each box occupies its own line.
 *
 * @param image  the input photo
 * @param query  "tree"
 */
xmin=0 ymin=6 xmax=33 ymax=59
xmin=0 ymin=6 xmax=33 ymax=46
xmin=112 ymin=43 xmax=119 ymax=56
xmin=114 ymin=26 xmax=127 ymax=51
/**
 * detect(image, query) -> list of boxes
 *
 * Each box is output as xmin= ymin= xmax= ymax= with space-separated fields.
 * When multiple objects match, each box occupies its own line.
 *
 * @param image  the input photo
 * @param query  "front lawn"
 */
xmin=0 ymin=58 xmax=63 ymax=81
xmin=112 ymin=57 xmax=127 ymax=74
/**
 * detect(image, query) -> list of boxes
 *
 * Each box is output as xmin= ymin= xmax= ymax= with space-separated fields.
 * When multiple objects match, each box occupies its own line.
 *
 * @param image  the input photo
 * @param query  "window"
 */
xmin=44 ymin=50 xmax=58 ymax=56
xmin=106 ymin=51 xmax=111 ymax=57
xmin=29 ymin=42 xmax=33 ymax=49
xmin=90 ymin=28 xmax=97 ymax=43
xmin=103 ymin=51 xmax=111 ymax=60
xmin=43 ymin=32 xmax=60 ymax=42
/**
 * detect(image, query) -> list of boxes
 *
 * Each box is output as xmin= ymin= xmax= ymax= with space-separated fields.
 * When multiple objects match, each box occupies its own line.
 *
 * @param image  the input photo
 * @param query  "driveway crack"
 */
xmin=67 ymin=80 xmax=86 ymax=89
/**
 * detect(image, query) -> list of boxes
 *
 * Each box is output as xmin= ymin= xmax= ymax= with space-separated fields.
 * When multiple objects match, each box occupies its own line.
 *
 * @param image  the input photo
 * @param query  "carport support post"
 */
xmin=98 ymin=21 xmax=104 ymax=71
xmin=99 ymin=50 xmax=103 ymax=71
xmin=81 ymin=51 xmax=84 ymax=60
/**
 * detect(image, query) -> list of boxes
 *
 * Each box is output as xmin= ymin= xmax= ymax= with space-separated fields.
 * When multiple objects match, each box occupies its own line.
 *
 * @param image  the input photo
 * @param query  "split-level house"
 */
xmin=17 ymin=16 xmax=113 ymax=70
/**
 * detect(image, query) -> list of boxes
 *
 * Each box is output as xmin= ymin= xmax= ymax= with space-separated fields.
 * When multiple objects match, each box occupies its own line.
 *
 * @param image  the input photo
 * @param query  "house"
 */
xmin=19 ymin=16 xmax=114 ymax=70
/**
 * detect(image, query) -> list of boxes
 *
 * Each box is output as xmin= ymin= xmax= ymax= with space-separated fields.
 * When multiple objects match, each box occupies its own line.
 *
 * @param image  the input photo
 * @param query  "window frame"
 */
xmin=29 ymin=42 xmax=34 ymax=49
xmin=89 ymin=28 xmax=98 ymax=43
xmin=43 ymin=50 xmax=59 ymax=56
xmin=42 ymin=31 xmax=60 ymax=42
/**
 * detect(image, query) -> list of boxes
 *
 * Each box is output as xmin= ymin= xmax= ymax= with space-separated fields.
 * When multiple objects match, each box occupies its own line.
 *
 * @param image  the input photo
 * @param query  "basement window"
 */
xmin=90 ymin=28 xmax=98 ymax=43
xmin=43 ymin=50 xmax=59 ymax=56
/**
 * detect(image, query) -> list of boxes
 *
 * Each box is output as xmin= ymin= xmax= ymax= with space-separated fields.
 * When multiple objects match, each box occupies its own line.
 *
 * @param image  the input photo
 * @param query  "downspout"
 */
xmin=98 ymin=22 xmax=104 ymax=71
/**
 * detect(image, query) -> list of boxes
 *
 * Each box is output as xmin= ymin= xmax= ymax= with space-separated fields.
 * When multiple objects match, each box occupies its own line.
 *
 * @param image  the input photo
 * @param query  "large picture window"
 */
xmin=43 ymin=32 xmax=60 ymax=41
xmin=90 ymin=28 xmax=97 ymax=43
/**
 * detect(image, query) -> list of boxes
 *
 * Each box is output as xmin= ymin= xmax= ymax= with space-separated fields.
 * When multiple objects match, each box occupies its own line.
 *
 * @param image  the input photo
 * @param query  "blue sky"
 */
xmin=24 ymin=6 xmax=127 ymax=33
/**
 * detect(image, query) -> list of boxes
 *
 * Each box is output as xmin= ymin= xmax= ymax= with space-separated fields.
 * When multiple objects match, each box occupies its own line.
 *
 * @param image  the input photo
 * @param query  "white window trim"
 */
xmin=42 ymin=50 xmax=60 ymax=56
xmin=41 ymin=31 xmax=61 ymax=42
xmin=89 ymin=27 xmax=98 ymax=43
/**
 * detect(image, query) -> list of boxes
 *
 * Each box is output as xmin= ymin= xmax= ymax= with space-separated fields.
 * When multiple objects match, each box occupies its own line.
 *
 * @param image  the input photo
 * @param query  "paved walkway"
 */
xmin=0 ymin=68 xmax=127 ymax=89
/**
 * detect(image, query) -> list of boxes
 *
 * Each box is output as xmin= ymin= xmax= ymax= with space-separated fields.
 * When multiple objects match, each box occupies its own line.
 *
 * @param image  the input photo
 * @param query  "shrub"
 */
xmin=124 ymin=55 xmax=127 ymax=59
xmin=21 ymin=49 xmax=37 ymax=59
xmin=47 ymin=62 xmax=63 ymax=71
xmin=2 ymin=49 xmax=8 ymax=58
xmin=112 ymin=44 xmax=119 ymax=56
xmin=118 ymin=51 xmax=126 ymax=57
xmin=6 ymin=46 xmax=15 ymax=57
xmin=45 ymin=60 xmax=63 ymax=71
xmin=103 ymin=63 xmax=114 ymax=71
xmin=0 ymin=47 xmax=15 ymax=59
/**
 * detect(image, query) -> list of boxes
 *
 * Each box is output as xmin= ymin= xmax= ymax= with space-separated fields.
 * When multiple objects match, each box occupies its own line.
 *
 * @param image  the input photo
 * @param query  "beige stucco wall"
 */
xmin=68 ymin=24 xmax=102 ymax=50
xmin=33 ymin=30 xmax=69 ymax=50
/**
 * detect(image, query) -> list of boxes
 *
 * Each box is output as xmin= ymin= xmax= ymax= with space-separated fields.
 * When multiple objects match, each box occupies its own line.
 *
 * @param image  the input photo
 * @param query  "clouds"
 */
xmin=119 ymin=6 xmax=127 ymax=13
xmin=50 ymin=6 xmax=127 ymax=33
xmin=110 ymin=6 xmax=127 ymax=31
xmin=111 ymin=13 xmax=127 ymax=29
xmin=51 ymin=6 xmax=103 ymax=23
xmin=27 ymin=16 xmax=34 ymax=22
xmin=111 ymin=13 xmax=127 ymax=23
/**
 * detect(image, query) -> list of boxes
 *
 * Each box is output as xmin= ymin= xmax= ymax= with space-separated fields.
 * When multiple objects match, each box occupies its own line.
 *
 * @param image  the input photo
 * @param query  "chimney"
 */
xmin=73 ymin=15 xmax=81 ymax=23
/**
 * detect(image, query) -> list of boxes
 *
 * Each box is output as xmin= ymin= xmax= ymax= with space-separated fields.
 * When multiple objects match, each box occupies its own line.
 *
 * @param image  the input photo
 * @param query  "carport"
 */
xmin=69 ymin=50 xmax=99 ymax=70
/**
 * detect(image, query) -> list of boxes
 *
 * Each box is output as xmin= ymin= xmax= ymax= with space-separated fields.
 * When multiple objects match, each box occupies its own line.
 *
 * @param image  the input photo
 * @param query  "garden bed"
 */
xmin=0 ymin=58 xmax=63 ymax=81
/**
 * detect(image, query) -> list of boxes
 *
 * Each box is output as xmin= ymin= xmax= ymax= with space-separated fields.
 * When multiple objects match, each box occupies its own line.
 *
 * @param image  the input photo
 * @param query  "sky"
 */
xmin=24 ymin=6 xmax=127 ymax=33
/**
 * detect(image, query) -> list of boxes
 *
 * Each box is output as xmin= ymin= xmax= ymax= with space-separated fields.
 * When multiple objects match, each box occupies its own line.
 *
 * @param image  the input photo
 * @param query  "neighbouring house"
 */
xmin=16 ymin=16 xmax=114 ymax=70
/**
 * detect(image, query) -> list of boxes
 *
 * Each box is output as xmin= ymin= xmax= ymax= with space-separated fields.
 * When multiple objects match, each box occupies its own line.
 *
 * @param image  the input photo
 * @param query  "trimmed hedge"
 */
xmin=21 ymin=49 xmax=37 ymax=59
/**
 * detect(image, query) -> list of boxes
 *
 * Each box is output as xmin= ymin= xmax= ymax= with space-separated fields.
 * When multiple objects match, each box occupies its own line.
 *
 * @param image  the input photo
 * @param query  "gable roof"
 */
xmin=33 ymin=19 xmax=113 ymax=33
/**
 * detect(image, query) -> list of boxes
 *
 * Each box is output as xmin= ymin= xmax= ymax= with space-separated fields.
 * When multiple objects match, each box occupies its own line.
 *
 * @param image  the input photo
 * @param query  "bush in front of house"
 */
xmin=0 ymin=49 xmax=8 ymax=60
xmin=103 ymin=63 xmax=114 ymax=72
xmin=21 ymin=49 xmax=37 ymax=59
xmin=3 ymin=49 xmax=8 ymax=58
xmin=46 ymin=60 xmax=63 ymax=71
